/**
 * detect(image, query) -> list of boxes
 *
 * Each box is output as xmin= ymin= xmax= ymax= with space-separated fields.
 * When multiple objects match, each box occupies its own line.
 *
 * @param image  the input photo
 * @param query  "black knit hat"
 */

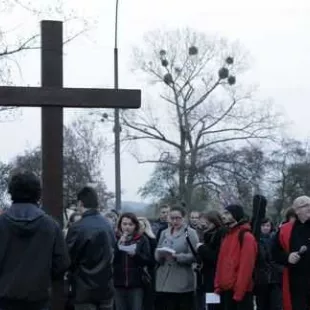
xmin=225 ymin=204 xmax=244 ymax=222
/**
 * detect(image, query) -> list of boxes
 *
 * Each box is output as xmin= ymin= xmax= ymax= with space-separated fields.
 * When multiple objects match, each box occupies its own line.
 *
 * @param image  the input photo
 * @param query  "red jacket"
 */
xmin=214 ymin=223 xmax=257 ymax=301
xmin=278 ymin=222 xmax=293 ymax=310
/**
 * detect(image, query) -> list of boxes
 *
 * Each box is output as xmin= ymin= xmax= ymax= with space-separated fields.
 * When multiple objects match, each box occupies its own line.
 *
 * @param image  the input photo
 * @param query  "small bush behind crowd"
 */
xmin=0 ymin=170 xmax=308 ymax=310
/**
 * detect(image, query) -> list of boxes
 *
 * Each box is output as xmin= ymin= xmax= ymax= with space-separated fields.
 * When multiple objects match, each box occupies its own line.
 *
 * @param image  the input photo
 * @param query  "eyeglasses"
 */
xmin=170 ymin=216 xmax=183 ymax=221
xmin=297 ymin=204 xmax=310 ymax=209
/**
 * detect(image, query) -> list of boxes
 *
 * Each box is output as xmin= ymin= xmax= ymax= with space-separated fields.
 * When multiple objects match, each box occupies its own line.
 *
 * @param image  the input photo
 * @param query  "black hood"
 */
xmin=4 ymin=203 xmax=46 ymax=237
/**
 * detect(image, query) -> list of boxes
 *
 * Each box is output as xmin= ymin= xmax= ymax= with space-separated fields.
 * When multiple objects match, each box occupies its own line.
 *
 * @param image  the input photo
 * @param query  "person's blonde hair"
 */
xmin=293 ymin=196 xmax=310 ymax=209
xmin=138 ymin=217 xmax=156 ymax=239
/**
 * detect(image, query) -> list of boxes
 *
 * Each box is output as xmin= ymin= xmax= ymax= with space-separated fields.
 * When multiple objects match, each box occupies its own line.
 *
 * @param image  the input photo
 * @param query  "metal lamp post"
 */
xmin=114 ymin=0 xmax=121 ymax=212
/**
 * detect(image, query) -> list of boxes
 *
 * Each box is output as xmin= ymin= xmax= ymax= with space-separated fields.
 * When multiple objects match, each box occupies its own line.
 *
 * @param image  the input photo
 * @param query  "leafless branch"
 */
xmin=122 ymin=117 xmax=181 ymax=149
xmin=186 ymin=79 xmax=221 ymax=113
xmin=136 ymin=159 xmax=179 ymax=166
xmin=0 ymin=35 xmax=39 ymax=57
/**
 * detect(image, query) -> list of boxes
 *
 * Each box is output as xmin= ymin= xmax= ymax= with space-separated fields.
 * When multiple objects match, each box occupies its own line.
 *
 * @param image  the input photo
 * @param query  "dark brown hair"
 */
xmin=77 ymin=186 xmax=98 ymax=209
xmin=205 ymin=210 xmax=224 ymax=228
xmin=8 ymin=170 xmax=41 ymax=204
xmin=118 ymin=212 xmax=140 ymax=233
xmin=66 ymin=212 xmax=81 ymax=229
xmin=159 ymin=204 xmax=170 ymax=210
xmin=284 ymin=207 xmax=297 ymax=223
xmin=170 ymin=205 xmax=187 ymax=217
xmin=261 ymin=218 xmax=275 ymax=231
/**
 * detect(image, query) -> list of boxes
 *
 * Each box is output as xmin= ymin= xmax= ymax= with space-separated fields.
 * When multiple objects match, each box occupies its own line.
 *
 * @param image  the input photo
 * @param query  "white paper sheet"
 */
xmin=156 ymin=247 xmax=176 ymax=254
xmin=205 ymin=293 xmax=220 ymax=304
xmin=118 ymin=244 xmax=137 ymax=253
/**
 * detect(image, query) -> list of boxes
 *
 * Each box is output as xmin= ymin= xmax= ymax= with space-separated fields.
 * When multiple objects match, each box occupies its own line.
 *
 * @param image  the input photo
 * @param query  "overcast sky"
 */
xmin=0 ymin=0 xmax=309 ymax=202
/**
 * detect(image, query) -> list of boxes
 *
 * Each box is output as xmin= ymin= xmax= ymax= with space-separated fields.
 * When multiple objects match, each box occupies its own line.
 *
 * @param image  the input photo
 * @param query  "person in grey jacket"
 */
xmin=154 ymin=205 xmax=199 ymax=310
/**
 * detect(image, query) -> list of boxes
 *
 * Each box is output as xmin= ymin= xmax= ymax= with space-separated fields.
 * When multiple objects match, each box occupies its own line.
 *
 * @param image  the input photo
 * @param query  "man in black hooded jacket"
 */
xmin=0 ymin=170 xmax=70 ymax=310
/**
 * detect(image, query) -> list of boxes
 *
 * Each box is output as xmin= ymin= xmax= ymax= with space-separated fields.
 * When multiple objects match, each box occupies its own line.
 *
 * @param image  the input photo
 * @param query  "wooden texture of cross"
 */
xmin=0 ymin=20 xmax=140 ymax=310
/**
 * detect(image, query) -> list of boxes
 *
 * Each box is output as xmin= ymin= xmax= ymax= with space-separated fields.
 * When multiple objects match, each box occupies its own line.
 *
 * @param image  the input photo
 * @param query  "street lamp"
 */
xmin=114 ymin=0 xmax=121 ymax=212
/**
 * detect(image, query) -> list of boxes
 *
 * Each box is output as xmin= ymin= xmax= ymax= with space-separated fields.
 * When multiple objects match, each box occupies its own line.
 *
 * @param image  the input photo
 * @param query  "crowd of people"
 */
xmin=0 ymin=170 xmax=309 ymax=310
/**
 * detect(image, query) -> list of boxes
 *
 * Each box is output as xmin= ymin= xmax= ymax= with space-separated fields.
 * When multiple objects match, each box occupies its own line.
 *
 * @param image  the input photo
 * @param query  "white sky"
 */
xmin=0 ymin=0 xmax=310 ymax=202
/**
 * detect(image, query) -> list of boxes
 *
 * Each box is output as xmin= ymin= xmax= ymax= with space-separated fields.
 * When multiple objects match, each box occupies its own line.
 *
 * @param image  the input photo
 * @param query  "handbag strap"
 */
xmin=185 ymin=226 xmax=198 ymax=258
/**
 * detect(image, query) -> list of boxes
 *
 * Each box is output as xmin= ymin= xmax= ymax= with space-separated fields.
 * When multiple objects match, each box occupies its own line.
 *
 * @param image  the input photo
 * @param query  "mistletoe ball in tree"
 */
xmin=226 ymin=56 xmax=234 ymax=65
xmin=188 ymin=46 xmax=198 ymax=56
xmin=161 ymin=59 xmax=169 ymax=67
xmin=228 ymin=76 xmax=236 ymax=85
xmin=218 ymin=67 xmax=229 ymax=79
xmin=159 ymin=49 xmax=167 ymax=57
xmin=163 ymin=73 xmax=173 ymax=85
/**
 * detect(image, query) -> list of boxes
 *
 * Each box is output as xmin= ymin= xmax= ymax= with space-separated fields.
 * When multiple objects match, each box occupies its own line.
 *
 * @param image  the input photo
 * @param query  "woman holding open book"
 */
xmin=155 ymin=205 xmax=199 ymax=310
xmin=114 ymin=212 xmax=152 ymax=310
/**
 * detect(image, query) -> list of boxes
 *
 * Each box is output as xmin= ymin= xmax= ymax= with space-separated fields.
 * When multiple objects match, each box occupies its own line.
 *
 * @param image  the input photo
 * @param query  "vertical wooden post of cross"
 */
xmin=41 ymin=20 xmax=64 ymax=310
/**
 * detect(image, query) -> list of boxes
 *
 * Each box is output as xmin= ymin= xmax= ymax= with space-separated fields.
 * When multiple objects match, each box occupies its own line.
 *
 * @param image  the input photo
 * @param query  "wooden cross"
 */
xmin=0 ymin=20 xmax=140 ymax=310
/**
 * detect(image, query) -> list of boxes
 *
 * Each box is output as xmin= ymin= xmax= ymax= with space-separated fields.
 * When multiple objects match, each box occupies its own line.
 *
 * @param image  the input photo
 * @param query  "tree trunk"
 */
xmin=179 ymin=128 xmax=187 ymax=205
xmin=185 ymin=174 xmax=194 ymax=209
xmin=184 ymin=150 xmax=197 ymax=209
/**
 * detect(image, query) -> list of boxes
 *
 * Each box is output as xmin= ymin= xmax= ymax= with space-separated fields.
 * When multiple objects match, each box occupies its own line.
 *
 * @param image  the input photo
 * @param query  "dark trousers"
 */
xmin=74 ymin=299 xmax=113 ymax=310
xmin=290 ymin=281 xmax=310 ymax=310
xmin=196 ymin=289 xmax=205 ymax=310
xmin=143 ymin=284 xmax=155 ymax=310
xmin=155 ymin=292 xmax=195 ymax=310
xmin=207 ymin=305 xmax=222 ymax=310
xmin=255 ymin=283 xmax=282 ymax=310
xmin=115 ymin=288 xmax=143 ymax=310
xmin=221 ymin=291 xmax=253 ymax=310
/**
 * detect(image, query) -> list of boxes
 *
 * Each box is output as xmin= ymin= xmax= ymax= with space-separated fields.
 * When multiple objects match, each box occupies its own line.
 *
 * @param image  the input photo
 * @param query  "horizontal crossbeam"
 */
xmin=0 ymin=86 xmax=141 ymax=108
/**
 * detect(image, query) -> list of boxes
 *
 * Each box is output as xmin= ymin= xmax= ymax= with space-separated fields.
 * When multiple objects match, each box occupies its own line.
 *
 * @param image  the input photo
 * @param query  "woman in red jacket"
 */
xmin=215 ymin=204 xmax=257 ymax=310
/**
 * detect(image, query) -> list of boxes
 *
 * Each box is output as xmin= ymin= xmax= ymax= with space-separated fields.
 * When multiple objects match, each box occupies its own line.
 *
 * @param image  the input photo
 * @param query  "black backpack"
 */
xmin=238 ymin=228 xmax=271 ymax=288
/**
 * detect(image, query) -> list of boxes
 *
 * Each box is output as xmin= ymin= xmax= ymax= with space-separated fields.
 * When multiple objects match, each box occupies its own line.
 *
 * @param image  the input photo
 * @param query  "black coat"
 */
xmin=66 ymin=209 xmax=115 ymax=304
xmin=143 ymin=235 xmax=157 ymax=310
xmin=114 ymin=233 xmax=151 ymax=288
xmin=272 ymin=220 xmax=310 ymax=310
xmin=197 ymin=227 xmax=224 ymax=292
xmin=145 ymin=234 xmax=157 ymax=268
xmin=0 ymin=203 xmax=70 ymax=310
xmin=151 ymin=219 xmax=168 ymax=242
xmin=258 ymin=233 xmax=282 ymax=285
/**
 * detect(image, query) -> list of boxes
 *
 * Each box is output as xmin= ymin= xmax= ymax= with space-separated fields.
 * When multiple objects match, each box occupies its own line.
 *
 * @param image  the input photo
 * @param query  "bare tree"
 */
xmin=0 ymin=161 xmax=11 ymax=206
xmin=0 ymin=0 xmax=91 ymax=120
xmin=123 ymin=29 xmax=280 ymax=208
xmin=63 ymin=116 xmax=114 ymax=209
xmin=212 ymin=146 xmax=267 ymax=213
xmin=268 ymin=138 xmax=308 ymax=221
xmin=6 ymin=116 xmax=113 ymax=209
